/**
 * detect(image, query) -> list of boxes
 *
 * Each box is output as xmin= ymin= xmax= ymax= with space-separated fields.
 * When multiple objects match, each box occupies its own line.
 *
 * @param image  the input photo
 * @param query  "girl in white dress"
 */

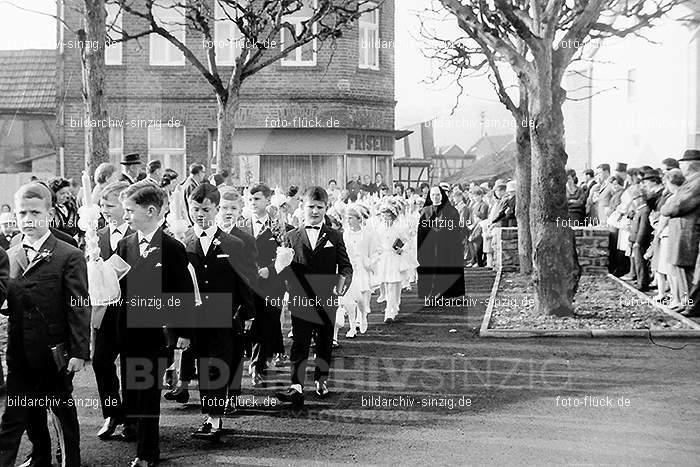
xmin=333 ymin=204 xmax=376 ymax=342
xmin=372 ymin=201 xmax=409 ymax=323
xmin=396 ymin=199 xmax=420 ymax=290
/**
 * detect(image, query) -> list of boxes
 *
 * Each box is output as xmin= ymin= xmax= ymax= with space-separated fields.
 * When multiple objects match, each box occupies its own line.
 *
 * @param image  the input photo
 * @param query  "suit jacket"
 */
xmin=116 ymin=227 xmax=193 ymax=353
xmin=2 ymin=234 xmax=90 ymax=370
xmin=223 ymin=224 xmax=259 ymax=287
xmin=282 ymin=223 xmax=352 ymax=321
xmin=97 ymin=224 xmax=134 ymax=260
xmin=183 ymin=228 xmax=253 ymax=353
xmin=0 ymin=232 xmax=14 ymax=250
xmin=10 ymin=227 xmax=78 ymax=250
xmin=632 ymin=189 xmax=663 ymax=249
xmin=661 ymin=171 xmax=700 ymax=267
xmin=242 ymin=217 xmax=292 ymax=299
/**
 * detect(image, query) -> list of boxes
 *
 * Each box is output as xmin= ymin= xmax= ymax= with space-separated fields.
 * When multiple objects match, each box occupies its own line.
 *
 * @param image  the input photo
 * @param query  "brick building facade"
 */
xmin=57 ymin=0 xmax=396 ymax=187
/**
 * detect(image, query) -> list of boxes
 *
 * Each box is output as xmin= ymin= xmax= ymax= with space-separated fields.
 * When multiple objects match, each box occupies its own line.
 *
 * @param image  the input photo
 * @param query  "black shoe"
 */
xmin=680 ymin=309 xmax=700 ymax=318
xmin=118 ymin=423 xmax=138 ymax=441
xmin=315 ymin=381 xmax=330 ymax=398
xmin=130 ymin=457 xmax=157 ymax=467
xmin=163 ymin=388 xmax=189 ymax=403
xmin=97 ymin=416 xmax=120 ymax=440
xmin=276 ymin=387 xmax=304 ymax=406
xmin=191 ymin=419 xmax=222 ymax=441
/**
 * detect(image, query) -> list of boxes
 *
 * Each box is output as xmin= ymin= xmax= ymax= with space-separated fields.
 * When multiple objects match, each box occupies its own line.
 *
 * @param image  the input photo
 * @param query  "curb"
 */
xmin=478 ymin=266 xmax=501 ymax=336
xmin=479 ymin=272 xmax=700 ymax=338
xmin=608 ymin=274 xmax=700 ymax=331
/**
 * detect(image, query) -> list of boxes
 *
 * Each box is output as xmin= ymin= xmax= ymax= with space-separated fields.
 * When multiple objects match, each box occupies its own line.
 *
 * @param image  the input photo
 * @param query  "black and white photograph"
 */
xmin=0 ymin=0 xmax=699 ymax=465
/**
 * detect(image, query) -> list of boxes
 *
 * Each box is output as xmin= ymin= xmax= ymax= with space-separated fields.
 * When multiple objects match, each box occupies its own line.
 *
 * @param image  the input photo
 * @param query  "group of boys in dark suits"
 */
xmin=0 ymin=178 xmax=353 ymax=466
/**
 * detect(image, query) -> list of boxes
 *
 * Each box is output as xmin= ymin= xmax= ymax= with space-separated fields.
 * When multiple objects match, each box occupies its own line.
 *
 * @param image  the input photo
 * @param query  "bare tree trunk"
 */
xmin=80 ymin=0 xmax=108 ymax=173
xmin=528 ymin=64 xmax=581 ymax=316
xmin=216 ymin=93 xmax=239 ymax=181
xmin=514 ymin=110 xmax=533 ymax=275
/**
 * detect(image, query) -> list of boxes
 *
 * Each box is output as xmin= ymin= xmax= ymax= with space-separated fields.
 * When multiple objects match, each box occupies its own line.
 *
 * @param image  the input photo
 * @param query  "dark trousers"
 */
xmin=93 ymin=308 xmax=127 ymax=421
xmin=228 ymin=338 xmax=244 ymax=400
xmin=123 ymin=350 xmax=168 ymax=463
xmin=178 ymin=348 xmax=197 ymax=382
xmin=250 ymin=297 xmax=284 ymax=374
xmin=198 ymin=355 xmax=230 ymax=416
xmin=0 ymin=367 xmax=80 ymax=467
xmin=633 ymin=246 xmax=650 ymax=290
xmin=289 ymin=312 xmax=335 ymax=387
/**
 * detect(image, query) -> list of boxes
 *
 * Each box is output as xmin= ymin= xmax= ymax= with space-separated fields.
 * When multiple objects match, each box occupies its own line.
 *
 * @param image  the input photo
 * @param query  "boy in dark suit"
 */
xmin=0 ymin=182 xmax=90 ymax=467
xmin=276 ymin=186 xmax=352 ymax=406
xmin=242 ymin=184 xmax=290 ymax=387
xmin=181 ymin=184 xmax=253 ymax=440
xmin=217 ymin=187 xmax=258 ymax=408
xmin=117 ymin=184 xmax=194 ymax=467
xmin=93 ymin=181 xmax=136 ymax=440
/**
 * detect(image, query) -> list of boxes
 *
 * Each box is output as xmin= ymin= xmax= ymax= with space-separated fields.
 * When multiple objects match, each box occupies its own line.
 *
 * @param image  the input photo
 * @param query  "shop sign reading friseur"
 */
xmin=347 ymin=133 xmax=394 ymax=154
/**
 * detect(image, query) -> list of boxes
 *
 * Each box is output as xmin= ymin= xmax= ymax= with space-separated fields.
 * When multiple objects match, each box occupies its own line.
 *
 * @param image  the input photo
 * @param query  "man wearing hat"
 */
xmin=119 ymin=153 xmax=142 ymax=184
xmin=661 ymin=150 xmax=700 ymax=316
xmin=631 ymin=170 xmax=665 ymax=291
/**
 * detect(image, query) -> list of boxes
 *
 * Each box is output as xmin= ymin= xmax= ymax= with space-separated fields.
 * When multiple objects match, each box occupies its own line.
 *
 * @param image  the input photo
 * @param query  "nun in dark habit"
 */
xmin=417 ymin=186 xmax=466 ymax=299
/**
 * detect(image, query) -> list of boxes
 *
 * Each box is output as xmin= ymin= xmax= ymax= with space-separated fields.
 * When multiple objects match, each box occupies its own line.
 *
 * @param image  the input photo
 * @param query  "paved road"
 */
xmin=9 ymin=276 xmax=700 ymax=466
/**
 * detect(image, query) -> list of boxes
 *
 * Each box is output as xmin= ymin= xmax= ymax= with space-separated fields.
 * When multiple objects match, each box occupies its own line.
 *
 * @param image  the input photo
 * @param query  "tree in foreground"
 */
xmin=436 ymin=0 xmax=687 ymax=316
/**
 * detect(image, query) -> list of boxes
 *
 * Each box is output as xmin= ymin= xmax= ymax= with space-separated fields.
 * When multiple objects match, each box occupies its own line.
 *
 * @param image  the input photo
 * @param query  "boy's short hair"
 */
xmin=100 ymin=181 xmax=130 ymax=201
xmin=121 ymin=184 xmax=165 ymax=211
xmin=190 ymin=183 xmax=221 ymax=206
xmin=15 ymin=182 xmax=53 ymax=209
xmin=220 ymin=187 xmax=242 ymax=205
xmin=302 ymin=186 xmax=329 ymax=204
xmin=250 ymin=183 xmax=272 ymax=198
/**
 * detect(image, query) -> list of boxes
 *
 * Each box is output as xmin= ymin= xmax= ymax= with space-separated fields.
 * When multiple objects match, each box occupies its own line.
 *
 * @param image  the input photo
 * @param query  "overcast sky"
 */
xmin=0 ymin=0 xmax=509 ymax=149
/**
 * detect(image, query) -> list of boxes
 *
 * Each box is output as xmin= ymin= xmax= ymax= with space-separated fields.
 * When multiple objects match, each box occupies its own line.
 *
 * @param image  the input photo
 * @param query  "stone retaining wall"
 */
xmin=494 ymin=227 xmax=609 ymax=274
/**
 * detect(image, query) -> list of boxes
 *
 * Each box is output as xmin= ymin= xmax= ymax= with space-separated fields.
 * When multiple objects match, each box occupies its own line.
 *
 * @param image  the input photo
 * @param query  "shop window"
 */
xmin=150 ymin=1 xmax=186 ymax=66
xmin=358 ymin=2 xmax=379 ymax=70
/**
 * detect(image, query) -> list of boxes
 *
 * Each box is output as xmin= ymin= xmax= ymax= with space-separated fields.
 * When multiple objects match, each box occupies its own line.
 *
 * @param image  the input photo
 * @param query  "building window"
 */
xmin=148 ymin=125 xmax=186 ymax=180
xmin=213 ymin=1 xmax=242 ymax=66
xmin=627 ymin=68 xmax=637 ymax=101
xmin=280 ymin=0 xmax=317 ymax=67
xmin=109 ymin=126 xmax=123 ymax=166
xmin=358 ymin=2 xmax=379 ymax=70
xmin=150 ymin=1 xmax=186 ymax=66
xmin=105 ymin=3 xmax=122 ymax=65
